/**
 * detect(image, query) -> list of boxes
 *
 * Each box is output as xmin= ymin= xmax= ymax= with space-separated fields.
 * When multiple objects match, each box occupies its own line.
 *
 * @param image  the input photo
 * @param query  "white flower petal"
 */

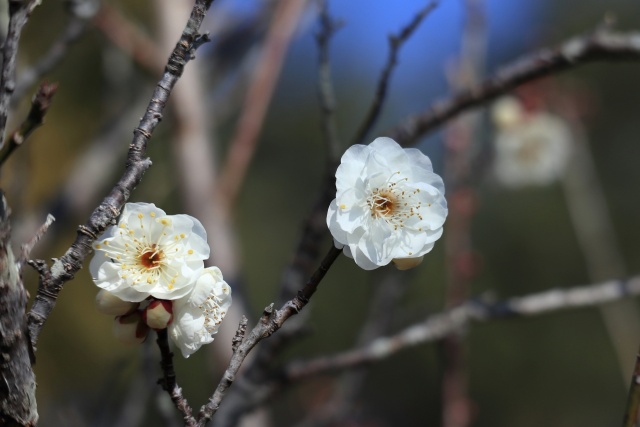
xmin=90 ymin=202 xmax=210 ymax=302
xmin=327 ymin=137 xmax=448 ymax=270
xmin=169 ymin=267 xmax=232 ymax=358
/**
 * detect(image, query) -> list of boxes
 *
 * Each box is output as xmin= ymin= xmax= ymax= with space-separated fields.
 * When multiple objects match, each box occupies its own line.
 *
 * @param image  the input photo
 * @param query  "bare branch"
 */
xmin=195 ymin=245 xmax=342 ymax=426
xmin=232 ymin=316 xmax=248 ymax=353
xmin=0 ymin=193 xmax=37 ymax=425
xmin=352 ymin=1 xmax=438 ymax=146
xmin=26 ymin=0 xmax=216 ymax=349
xmin=18 ymin=213 xmax=55 ymax=269
xmin=285 ymin=276 xmax=640 ymax=381
xmin=0 ymin=82 xmax=58 ymax=167
xmin=388 ymin=30 xmax=640 ymax=145
xmin=12 ymin=2 xmax=95 ymax=105
xmin=217 ymin=0 xmax=308 ymax=210
xmin=0 ymin=0 xmax=43 ymax=147
xmin=156 ymin=329 xmax=196 ymax=427
xmin=316 ymin=0 xmax=342 ymax=163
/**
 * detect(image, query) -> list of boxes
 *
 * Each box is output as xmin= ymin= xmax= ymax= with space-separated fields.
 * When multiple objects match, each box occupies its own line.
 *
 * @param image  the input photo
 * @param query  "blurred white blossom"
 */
xmin=327 ymin=137 xmax=448 ymax=270
xmin=90 ymin=202 xmax=210 ymax=302
xmin=492 ymin=97 xmax=572 ymax=187
xmin=169 ymin=267 xmax=232 ymax=358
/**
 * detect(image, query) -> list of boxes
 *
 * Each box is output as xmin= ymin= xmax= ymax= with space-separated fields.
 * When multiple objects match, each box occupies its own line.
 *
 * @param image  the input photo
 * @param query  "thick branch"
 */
xmin=0 ymin=193 xmax=37 ymax=426
xmin=388 ymin=30 xmax=640 ymax=145
xmin=26 ymin=0 xmax=215 ymax=348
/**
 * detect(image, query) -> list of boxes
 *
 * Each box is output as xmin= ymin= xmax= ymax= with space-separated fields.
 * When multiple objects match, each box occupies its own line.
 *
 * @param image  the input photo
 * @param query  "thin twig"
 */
xmin=285 ymin=276 xmax=640 ymax=381
xmin=217 ymin=0 xmax=308 ymax=211
xmin=194 ymin=245 xmax=342 ymax=426
xmin=387 ymin=29 xmax=640 ymax=145
xmin=156 ymin=329 xmax=196 ymax=426
xmin=12 ymin=2 xmax=94 ymax=105
xmin=0 ymin=0 xmax=43 ymax=147
xmin=18 ymin=213 xmax=55 ymax=269
xmin=352 ymin=1 xmax=438 ymax=146
xmin=0 ymin=82 xmax=58 ymax=167
xmin=26 ymin=0 xmax=216 ymax=349
xmin=316 ymin=0 xmax=342 ymax=164
xmin=622 ymin=345 xmax=640 ymax=427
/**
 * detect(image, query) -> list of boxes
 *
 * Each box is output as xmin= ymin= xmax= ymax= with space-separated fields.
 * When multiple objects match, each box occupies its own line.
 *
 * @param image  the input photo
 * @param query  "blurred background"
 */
xmin=4 ymin=0 xmax=640 ymax=425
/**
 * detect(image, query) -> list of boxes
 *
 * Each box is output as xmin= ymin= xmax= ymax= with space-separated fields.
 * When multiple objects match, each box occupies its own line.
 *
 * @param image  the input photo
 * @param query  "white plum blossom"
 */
xmin=90 ymin=202 xmax=210 ymax=302
xmin=492 ymin=97 xmax=572 ymax=187
xmin=327 ymin=137 xmax=448 ymax=270
xmin=169 ymin=267 xmax=232 ymax=358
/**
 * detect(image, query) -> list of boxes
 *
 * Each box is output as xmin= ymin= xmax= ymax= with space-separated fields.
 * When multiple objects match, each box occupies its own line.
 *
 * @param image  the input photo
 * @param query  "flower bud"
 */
xmin=96 ymin=289 xmax=138 ymax=316
xmin=113 ymin=312 xmax=149 ymax=344
xmin=143 ymin=299 xmax=173 ymax=330
xmin=392 ymin=256 xmax=424 ymax=271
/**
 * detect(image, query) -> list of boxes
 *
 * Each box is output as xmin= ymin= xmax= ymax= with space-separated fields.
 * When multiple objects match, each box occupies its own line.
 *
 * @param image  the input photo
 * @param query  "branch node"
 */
xmin=261 ymin=304 xmax=275 ymax=323
xmin=77 ymin=224 xmax=97 ymax=240
xmin=231 ymin=316 xmax=248 ymax=353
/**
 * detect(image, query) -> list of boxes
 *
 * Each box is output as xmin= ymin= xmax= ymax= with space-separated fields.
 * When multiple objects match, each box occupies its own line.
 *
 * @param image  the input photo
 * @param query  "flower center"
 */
xmin=370 ymin=189 xmax=397 ymax=218
xmin=366 ymin=174 xmax=426 ymax=231
xmin=139 ymin=245 xmax=163 ymax=269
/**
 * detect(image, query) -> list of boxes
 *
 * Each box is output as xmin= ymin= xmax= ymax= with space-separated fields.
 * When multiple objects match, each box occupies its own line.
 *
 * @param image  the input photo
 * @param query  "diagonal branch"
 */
xmin=12 ymin=1 xmax=96 ymax=105
xmin=285 ymin=276 xmax=640 ymax=381
xmin=0 ymin=0 xmax=44 ymax=147
xmin=352 ymin=1 xmax=438 ymax=146
xmin=217 ymin=0 xmax=308 ymax=211
xmin=388 ymin=29 xmax=640 ymax=145
xmin=194 ymin=245 xmax=342 ymax=426
xmin=26 ymin=0 xmax=216 ymax=349
xmin=0 ymin=82 xmax=58 ymax=167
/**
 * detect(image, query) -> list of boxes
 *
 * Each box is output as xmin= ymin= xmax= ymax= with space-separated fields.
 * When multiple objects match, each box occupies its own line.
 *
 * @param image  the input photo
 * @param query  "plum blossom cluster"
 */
xmin=491 ymin=96 xmax=572 ymax=187
xmin=90 ymin=203 xmax=232 ymax=357
xmin=327 ymin=137 xmax=448 ymax=270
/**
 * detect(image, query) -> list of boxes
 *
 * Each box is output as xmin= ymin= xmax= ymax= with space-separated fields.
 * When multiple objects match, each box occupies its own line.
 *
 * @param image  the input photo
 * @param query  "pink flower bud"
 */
xmin=113 ymin=312 xmax=149 ymax=344
xmin=96 ymin=289 xmax=139 ymax=316
xmin=392 ymin=256 xmax=424 ymax=271
xmin=143 ymin=300 xmax=173 ymax=330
